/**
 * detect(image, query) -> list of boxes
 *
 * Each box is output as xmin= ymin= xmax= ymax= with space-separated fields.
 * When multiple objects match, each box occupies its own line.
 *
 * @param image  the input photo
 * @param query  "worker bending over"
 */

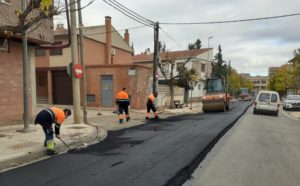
xmin=35 ymin=107 xmax=71 ymax=155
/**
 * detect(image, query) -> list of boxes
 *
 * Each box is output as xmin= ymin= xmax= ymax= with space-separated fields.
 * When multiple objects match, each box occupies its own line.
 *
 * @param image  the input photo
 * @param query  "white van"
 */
xmin=253 ymin=90 xmax=280 ymax=116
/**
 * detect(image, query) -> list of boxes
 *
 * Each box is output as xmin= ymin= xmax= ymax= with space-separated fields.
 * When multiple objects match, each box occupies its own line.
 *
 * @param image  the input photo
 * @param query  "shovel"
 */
xmin=56 ymin=136 xmax=77 ymax=152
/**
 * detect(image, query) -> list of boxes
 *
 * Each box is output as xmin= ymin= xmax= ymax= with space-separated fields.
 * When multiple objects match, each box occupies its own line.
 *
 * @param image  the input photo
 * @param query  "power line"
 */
xmin=160 ymin=12 xmax=300 ymax=25
xmin=160 ymin=27 xmax=185 ymax=50
xmin=102 ymin=0 xmax=154 ymax=27
xmin=83 ymin=25 xmax=150 ymax=36
xmin=109 ymin=0 xmax=155 ymax=25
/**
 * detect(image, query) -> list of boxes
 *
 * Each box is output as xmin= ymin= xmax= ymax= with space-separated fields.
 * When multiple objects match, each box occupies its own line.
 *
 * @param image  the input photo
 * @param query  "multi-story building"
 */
xmin=246 ymin=76 xmax=269 ymax=95
xmin=0 ymin=0 xmax=53 ymax=125
xmin=268 ymin=67 xmax=280 ymax=77
xmin=35 ymin=16 xmax=151 ymax=109
xmin=132 ymin=48 xmax=213 ymax=107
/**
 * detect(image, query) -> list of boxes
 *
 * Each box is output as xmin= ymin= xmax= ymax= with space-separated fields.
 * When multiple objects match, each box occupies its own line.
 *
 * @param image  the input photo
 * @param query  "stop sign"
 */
xmin=73 ymin=64 xmax=83 ymax=79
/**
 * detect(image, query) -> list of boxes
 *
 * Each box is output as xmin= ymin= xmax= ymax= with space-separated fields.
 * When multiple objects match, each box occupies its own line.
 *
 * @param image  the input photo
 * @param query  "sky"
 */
xmin=58 ymin=0 xmax=300 ymax=76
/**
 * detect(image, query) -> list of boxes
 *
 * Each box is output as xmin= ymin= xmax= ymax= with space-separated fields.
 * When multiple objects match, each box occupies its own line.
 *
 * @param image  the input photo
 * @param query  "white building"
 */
xmin=132 ymin=48 xmax=213 ymax=107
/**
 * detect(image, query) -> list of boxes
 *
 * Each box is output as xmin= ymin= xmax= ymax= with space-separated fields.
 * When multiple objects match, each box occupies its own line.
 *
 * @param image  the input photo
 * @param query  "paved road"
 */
xmin=0 ymin=101 xmax=252 ymax=186
xmin=184 ymin=107 xmax=300 ymax=186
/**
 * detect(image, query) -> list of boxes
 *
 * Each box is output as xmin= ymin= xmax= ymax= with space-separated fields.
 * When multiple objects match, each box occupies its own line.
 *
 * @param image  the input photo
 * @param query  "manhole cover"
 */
xmin=68 ymin=126 xmax=87 ymax=129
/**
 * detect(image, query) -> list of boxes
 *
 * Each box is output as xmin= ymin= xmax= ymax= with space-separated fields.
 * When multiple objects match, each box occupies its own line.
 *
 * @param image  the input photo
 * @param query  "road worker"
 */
xmin=116 ymin=87 xmax=130 ymax=123
xmin=146 ymin=92 xmax=159 ymax=120
xmin=34 ymin=107 xmax=71 ymax=155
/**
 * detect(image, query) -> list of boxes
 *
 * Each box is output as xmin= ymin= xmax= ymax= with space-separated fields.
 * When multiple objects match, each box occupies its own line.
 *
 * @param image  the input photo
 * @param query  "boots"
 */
xmin=126 ymin=116 xmax=130 ymax=122
xmin=119 ymin=119 xmax=123 ymax=124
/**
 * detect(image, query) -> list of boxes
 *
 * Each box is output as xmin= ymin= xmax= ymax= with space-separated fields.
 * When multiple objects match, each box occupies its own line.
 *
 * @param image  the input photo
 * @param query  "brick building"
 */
xmin=0 ymin=0 xmax=53 ymax=125
xmin=35 ymin=17 xmax=152 ymax=109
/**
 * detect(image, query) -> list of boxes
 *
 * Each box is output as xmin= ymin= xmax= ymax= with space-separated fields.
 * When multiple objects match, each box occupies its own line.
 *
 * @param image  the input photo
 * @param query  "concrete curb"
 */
xmin=0 ymin=125 xmax=107 ymax=173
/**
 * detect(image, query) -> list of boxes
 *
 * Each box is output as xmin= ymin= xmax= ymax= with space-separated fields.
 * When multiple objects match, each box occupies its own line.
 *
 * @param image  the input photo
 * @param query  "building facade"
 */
xmin=0 ymin=0 xmax=53 ymax=125
xmin=132 ymin=48 xmax=213 ymax=107
xmin=35 ymin=17 xmax=152 ymax=109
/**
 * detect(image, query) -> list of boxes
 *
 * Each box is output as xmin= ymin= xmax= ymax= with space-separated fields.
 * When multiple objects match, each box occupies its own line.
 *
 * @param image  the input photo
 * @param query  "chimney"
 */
xmin=105 ymin=16 xmax=112 ymax=64
xmin=124 ymin=29 xmax=129 ymax=44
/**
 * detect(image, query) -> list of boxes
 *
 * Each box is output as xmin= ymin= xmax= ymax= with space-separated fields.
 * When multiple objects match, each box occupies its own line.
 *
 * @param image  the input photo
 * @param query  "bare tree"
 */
xmin=158 ymin=52 xmax=196 ymax=109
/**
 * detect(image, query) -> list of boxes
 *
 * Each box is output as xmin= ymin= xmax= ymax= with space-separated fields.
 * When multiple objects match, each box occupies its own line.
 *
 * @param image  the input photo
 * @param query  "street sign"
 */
xmin=73 ymin=64 xmax=83 ymax=79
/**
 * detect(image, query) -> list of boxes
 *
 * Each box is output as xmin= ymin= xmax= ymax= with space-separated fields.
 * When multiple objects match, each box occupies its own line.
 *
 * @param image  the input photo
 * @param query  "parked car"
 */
xmin=283 ymin=95 xmax=300 ymax=111
xmin=253 ymin=90 xmax=280 ymax=116
xmin=238 ymin=92 xmax=251 ymax=101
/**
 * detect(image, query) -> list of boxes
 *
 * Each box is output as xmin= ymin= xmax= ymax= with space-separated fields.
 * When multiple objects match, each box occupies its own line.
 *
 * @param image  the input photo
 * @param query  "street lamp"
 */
xmin=208 ymin=36 xmax=213 ymax=61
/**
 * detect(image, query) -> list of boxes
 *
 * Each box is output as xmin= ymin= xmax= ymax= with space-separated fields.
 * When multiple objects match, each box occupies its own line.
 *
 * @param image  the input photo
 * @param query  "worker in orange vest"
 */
xmin=34 ymin=107 xmax=72 ymax=155
xmin=116 ymin=87 xmax=130 ymax=123
xmin=146 ymin=92 xmax=159 ymax=120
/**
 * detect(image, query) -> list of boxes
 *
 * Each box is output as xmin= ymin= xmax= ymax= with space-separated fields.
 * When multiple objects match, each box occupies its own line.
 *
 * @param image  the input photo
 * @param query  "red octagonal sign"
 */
xmin=73 ymin=64 xmax=83 ymax=79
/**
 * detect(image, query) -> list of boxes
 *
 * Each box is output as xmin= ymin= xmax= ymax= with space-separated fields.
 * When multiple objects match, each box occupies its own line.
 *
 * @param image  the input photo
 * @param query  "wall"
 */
xmin=85 ymin=65 xmax=151 ymax=109
xmin=0 ymin=40 xmax=34 ymax=125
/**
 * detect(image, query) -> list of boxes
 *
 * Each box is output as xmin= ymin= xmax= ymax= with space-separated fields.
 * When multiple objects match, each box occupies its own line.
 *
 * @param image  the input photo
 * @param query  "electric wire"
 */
xmin=83 ymin=25 xmax=150 ymax=36
xmin=108 ymin=0 xmax=155 ymax=25
xmin=102 ymin=0 xmax=154 ymax=27
xmin=160 ymin=27 xmax=185 ymax=50
xmin=160 ymin=12 xmax=300 ymax=25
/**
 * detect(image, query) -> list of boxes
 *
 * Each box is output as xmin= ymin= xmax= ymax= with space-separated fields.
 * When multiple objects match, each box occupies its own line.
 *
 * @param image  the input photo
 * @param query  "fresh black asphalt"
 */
xmin=0 ymin=101 xmax=252 ymax=186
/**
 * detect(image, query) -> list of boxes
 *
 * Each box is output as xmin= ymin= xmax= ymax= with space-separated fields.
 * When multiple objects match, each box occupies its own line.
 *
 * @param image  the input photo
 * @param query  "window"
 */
xmin=259 ymin=93 xmax=270 ymax=102
xmin=50 ymin=48 xmax=63 ymax=56
xmin=0 ymin=38 xmax=9 ymax=52
xmin=201 ymin=63 xmax=205 ymax=72
xmin=161 ymin=63 xmax=169 ymax=74
xmin=50 ymin=42 xmax=63 ymax=56
xmin=271 ymin=94 xmax=278 ymax=102
xmin=87 ymin=94 xmax=96 ymax=102
xmin=35 ymin=48 xmax=46 ymax=57
xmin=261 ymin=80 xmax=266 ymax=84
xmin=176 ymin=62 xmax=184 ymax=71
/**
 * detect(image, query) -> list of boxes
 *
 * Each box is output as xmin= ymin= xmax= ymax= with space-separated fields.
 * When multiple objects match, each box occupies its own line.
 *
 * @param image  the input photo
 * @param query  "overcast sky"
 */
xmin=63 ymin=0 xmax=300 ymax=76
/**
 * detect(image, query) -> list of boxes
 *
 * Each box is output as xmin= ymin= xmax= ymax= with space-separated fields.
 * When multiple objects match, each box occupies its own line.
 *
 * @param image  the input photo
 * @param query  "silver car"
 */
xmin=283 ymin=95 xmax=300 ymax=110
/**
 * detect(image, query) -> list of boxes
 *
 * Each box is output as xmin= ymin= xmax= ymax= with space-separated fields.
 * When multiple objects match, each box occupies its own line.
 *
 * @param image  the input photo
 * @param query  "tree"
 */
xmin=177 ymin=67 xmax=198 ymax=105
xmin=158 ymin=41 xmax=166 ymax=52
xmin=158 ymin=53 xmax=195 ymax=108
xmin=0 ymin=0 xmax=60 ymax=36
xmin=188 ymin=38 xmax=202 ymax=50
xmin=227 ymin=68 xmax=253 ymax=98
xmin=268 ymin=65 xmax=292 ymax=97
xmin=212 ymin=45 xmax=227 ymax=78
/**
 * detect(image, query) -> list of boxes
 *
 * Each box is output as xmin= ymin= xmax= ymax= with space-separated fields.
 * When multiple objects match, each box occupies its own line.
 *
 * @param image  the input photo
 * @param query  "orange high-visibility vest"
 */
xmin=50 ymin=107 xmax=65 ymax=124
xmin=116 ymin=91 xmax=129 ymax=103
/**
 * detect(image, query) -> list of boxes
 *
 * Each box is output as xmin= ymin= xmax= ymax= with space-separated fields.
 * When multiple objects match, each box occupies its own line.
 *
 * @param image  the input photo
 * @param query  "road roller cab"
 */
xmin=202 ymin=77 xmax=231 ymax=112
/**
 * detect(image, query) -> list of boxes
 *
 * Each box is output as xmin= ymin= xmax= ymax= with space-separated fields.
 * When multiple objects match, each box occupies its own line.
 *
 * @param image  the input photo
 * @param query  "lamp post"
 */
xmin=208 ymin=36 xmax=213 ymax=61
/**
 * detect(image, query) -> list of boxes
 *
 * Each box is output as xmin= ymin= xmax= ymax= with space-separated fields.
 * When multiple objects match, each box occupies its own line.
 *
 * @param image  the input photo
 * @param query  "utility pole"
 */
xmin=152 ymin=22 xmax=159 ymax=93
xmin=77 ymin=0 xmax=88 ymax=124
xmin=20 ymin=0 xmax=29 ymax=132
xmin=70 ymin=0 xmax=81 ymax=124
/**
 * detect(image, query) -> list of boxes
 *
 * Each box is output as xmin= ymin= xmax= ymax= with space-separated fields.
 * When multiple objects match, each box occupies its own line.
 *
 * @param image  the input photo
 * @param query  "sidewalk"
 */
xmin=0 ymin=102 xmax=203 ymax=172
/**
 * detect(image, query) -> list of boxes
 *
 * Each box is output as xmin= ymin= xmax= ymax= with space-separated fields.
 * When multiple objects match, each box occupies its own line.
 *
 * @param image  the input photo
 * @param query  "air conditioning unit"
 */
xmin=111 ymin=48 xmax=116 ymax=56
